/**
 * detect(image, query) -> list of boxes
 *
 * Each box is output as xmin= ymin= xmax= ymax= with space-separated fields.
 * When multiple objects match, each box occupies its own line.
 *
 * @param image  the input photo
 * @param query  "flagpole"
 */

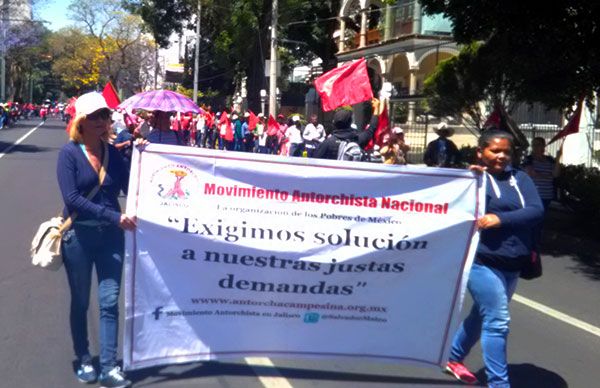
xmin=193 ymin=0 xmax=201 ymax=104
xmin=268 ymin=0 xmax=278 ymax=116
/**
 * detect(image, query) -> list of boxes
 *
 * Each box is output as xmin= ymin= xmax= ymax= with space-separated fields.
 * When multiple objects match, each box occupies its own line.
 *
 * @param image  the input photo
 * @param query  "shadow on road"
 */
xmin=0 ymin=141 xmax=53 ymax=154
xmin=541 ymin=206 xmax=600 ymax=281
xmin=127 ymin=360 xmax=465 ymax=386
xmin=475 ymin=363 xmax=568 ymax=388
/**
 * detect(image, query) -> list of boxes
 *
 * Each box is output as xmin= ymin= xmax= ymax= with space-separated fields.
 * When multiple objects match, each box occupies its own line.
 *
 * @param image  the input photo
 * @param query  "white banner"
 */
xmin=123 ymin=144 xmax=484 ymax=371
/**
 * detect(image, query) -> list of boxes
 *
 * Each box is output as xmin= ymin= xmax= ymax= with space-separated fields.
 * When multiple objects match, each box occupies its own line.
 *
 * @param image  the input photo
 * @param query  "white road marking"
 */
xmin=513 ymin=293 xmax=600 ymax=338
xmin=0 ymin=122 xmax=45 ymax=160
xmin=245 ymin=357 xmax=294 ymax=388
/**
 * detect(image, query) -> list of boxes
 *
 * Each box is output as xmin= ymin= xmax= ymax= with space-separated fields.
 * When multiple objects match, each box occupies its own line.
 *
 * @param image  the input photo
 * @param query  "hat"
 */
xmin=435 ymin=122 xmax=454 ymax=136
xmin=257 ymin=113 xmax=264 ymax=118
xmin=277 ymin=114 xmax=285 ymax=119
xmin=75 ymin=92 xmax=109 ymax=116
xmin=392 ymin=126 xmax=403 ymax=134
xmin=333 ymin=109 xmax=353 ymax=129
xmin=244 ymin=112 xmax=250 ymax=118
xmin=232 ymin=114 xmax=238 ymax=120
xmin=292 ymin=115 xmax=300 ymax=122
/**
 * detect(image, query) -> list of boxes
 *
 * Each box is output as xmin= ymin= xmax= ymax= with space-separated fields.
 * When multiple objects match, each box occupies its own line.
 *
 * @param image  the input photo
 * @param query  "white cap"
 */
xmin=257 ymin=113 xmax=264 ymax=118
xmin=392 ymin=126 xmax=403 ymax=134
xmin=292 ymin=115 xmax=300 ymax=122
xmin=232 ymin=114 xmax=238 ymax=120
xmin=244 ymin=112 xmax=250 ymax=118
xmin=75 ymin=92 xmax=109 ymax=116
xmin=436 ymin=122 xmax=448 ymax=131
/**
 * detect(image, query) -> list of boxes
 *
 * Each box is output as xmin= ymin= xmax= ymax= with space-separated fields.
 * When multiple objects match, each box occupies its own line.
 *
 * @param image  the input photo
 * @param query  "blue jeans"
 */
xmin=62 ymin=224 xmax=124 ymax=374
xmin=450 ymin=262 xmax=520 ymax=388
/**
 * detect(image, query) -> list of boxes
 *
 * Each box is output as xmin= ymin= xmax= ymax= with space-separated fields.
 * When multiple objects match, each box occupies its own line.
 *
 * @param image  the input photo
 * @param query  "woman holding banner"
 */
xmin=57 ymin=92 xmax=137 ymax=388
xmin=445 ymin=130 xmax=543 ymax=388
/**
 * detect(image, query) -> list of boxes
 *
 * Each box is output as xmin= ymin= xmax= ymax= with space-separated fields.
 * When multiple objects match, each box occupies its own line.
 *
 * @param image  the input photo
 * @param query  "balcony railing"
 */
xmin=353 ymin=28 xmax=381 ymax=47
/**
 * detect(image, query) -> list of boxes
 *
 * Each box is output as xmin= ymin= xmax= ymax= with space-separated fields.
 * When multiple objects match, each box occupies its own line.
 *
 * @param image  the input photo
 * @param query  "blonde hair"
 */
xmin=68 ymin=113 xmax=110 ymax=143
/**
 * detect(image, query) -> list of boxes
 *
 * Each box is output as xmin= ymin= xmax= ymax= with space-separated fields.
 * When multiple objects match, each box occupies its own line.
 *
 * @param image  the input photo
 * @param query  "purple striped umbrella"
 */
xmin=118 ymin=89 xmax=202 ymax=113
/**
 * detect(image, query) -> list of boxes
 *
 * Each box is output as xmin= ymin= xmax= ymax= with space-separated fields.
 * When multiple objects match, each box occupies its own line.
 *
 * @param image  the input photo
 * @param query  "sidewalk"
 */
xmin=541 ymin=201 xmax=600 ymax=280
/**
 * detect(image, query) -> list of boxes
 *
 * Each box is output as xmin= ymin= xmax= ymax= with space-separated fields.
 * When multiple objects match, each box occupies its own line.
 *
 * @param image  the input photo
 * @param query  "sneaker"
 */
xmin=76 ymin=360 xmax=97 ymax=384
xmin=99 ymin=366 xmax=131 ymax=388
xmin=445 ymin=361 xmax=479 ymax=384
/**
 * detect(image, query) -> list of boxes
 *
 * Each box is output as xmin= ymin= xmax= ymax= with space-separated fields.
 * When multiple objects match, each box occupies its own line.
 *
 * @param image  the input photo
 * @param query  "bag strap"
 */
xmin=486 ymin=170 xmax=525 ymax=208
xmin=336 ymin=140 xmax=348 ymax=160
xmin=59 ymin=142 xmax=109 ymax=233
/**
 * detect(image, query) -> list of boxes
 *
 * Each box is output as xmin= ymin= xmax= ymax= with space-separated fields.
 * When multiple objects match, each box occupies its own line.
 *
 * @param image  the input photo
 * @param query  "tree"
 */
xmin=68 ymin=0 xmax=156 ymax=94
xmin=424 ymin=43 xmax=517 ymax=130
xmin=124 ymin=0 xmax=342 ymax=110
xmin=420 ymin=0 xmax=600 ymax=112
xmin=48 ymin=28 xmax=104 ymax=92
xmin=3 ymin=21 xmax=49 ymax=101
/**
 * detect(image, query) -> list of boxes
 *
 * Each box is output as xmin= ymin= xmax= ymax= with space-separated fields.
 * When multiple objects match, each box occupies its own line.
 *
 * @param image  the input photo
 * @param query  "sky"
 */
xmin=34 ymin=0 xmax=74 ymax=31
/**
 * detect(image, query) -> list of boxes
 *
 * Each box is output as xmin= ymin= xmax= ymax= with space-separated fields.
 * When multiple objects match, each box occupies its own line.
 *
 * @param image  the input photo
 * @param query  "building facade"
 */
xmin=337 ymin=0 xmax=458 ymax=126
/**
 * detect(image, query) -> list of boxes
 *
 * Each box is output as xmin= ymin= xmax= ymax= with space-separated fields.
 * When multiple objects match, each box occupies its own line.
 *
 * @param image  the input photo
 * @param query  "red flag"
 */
xmin=365 ymin=105 xmax=390 ymax=150
xmin=204 ymin=110 xmax=214 ymax=128
xmin=483 ymin=105 xmax=502 ymax=129
xmin=102 ymin=81 xmax=120 ymax=109
xmin=548 ymin=98 xmax=584 ymax=145
xmin=314 ymin=58 xmax=374 ymax=112
xmin=267 ymin=114 xmax=280 ymax=136
xmin=218 ymin=111 xmax=233 ymax=141
xmin=248 ymin=110 xmax=259 ymax=131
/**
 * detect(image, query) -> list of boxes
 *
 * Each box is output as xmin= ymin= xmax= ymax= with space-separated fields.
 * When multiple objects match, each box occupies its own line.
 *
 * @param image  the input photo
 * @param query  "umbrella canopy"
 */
xmin=118 ymin=90 xmax=202 ymax=114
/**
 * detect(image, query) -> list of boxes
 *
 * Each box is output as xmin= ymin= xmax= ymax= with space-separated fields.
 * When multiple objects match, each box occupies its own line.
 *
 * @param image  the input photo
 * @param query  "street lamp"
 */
xmin=260 ymin=89 xmax=267 ymax=116
xmin=276 ymin=87 xmax=281 ymax=109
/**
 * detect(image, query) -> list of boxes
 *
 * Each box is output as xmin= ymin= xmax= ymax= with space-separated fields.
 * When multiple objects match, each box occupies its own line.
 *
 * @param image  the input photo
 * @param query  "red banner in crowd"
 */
xmin=102 ymin=81 xmax=121 ymax=109
xmin=365 ymin=105 xmax=390 ymax=150
xmin=219 ymin=111 xmax=233 ymax=141
xmin=267 ymin=114 xmax=280 ymax=136
xmin=548 ymin=98 xmax=584 ymax=145
xmin=314 ymin=58 xmax=373 ymax=112
xmin=248 ymin=110 xmax=259 ymax=131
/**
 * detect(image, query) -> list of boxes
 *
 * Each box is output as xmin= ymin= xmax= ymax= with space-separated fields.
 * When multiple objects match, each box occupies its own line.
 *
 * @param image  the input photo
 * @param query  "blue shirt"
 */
xmin=522 ymin=155 xmax=556 ymax=200
xmin=477 ymin=169 xmax=544 ymax=270
xmin=146 ymin=129 xmax=182 ymax=145
xmin=57 ymin=141 xmax=129 ymax=226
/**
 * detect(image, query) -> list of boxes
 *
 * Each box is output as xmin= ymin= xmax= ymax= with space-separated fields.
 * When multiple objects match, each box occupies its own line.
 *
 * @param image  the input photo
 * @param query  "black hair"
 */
xmin=532 ymin=137 xmax=546 ymax=146
xmin=478 ymin=129 xmax=514 ymax=149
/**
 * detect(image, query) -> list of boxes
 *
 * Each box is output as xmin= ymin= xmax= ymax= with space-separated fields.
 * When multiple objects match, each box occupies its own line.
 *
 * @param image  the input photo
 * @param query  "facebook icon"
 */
xmin=153 ymin=306 xmax=164 ymax=320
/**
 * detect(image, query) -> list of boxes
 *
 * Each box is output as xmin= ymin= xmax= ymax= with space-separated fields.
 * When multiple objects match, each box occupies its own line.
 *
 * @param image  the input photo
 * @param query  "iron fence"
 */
xmin=520 ymin=124 xmax=600 ymax=167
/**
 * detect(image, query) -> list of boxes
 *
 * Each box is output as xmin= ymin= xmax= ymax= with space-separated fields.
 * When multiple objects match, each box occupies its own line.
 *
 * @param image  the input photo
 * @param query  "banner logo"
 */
xmin=150 ymin=164 xmax=198 ymax=207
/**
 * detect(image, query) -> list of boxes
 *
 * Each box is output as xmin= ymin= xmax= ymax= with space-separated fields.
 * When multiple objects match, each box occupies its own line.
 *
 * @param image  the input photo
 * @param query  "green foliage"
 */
xmin=555 ymin=165 xmax=600 ymax=228
xmin=123 ymin=0 xmax=195 ymax=48
xmin=126 ymin=1 xmax=341 ymax=111
xmin=420 ymin=0 xmax=600 ymax=111
xmin=458 ymin=145 xmax=477 ymax=166
xmin=424 ymin=43 xmax=516 ymax=130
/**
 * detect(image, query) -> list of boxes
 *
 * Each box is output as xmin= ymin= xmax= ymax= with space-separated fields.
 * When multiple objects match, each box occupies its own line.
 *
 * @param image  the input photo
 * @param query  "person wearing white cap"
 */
xmin=380 ymin=126 xmax=410 ymax=165
xmin=241 ymin=112 xmax=254 ymax=152
xmin=285 ymin=115 xmax=304 ymax=157
xmin=232 ymin=113 xmax=244 ymax=151
xmin=423 ymin=122 xmax=461 ymax=167
xmin=57 ymin=91 xmax=134 ymax=387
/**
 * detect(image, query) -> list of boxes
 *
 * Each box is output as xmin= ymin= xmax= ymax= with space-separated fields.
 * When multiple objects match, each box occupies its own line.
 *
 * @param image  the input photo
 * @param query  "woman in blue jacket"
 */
xmin=57 ymin=92 xmax=135 ymax=388
xmin=445 ymin=130 xmax=544 ymax=388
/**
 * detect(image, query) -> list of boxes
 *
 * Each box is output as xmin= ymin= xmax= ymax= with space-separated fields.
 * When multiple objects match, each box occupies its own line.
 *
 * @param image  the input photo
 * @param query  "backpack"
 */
xmin=337 ymin=140 xmax=366 ymax=161
xmin=335 ymin=138 xmax=382 ymax=163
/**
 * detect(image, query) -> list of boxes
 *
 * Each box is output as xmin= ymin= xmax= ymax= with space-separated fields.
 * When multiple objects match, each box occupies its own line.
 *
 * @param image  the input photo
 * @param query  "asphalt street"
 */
xmin=1 ymin=117 xmax=598 ymax=388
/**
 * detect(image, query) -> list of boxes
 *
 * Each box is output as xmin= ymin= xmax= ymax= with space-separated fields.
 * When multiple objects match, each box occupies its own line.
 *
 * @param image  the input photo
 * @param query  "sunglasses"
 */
xmin=87 ymin=109 xmax=111 ymax=121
